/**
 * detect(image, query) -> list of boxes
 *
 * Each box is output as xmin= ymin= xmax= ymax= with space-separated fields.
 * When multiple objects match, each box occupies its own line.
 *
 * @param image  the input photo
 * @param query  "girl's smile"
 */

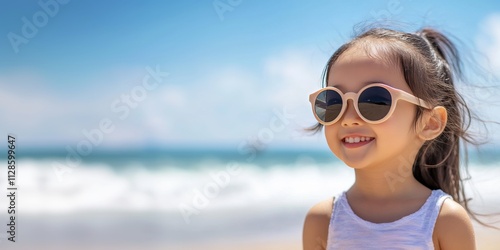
xmin=341 ymin=135 xmax=375 ymax=149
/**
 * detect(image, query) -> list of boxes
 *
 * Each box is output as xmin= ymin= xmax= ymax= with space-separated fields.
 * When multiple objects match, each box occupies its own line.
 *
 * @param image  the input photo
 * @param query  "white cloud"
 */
xmin=0 ymin=67 xmax=158 ymax=147
xmin=0 ymin=73 xmax=84 ymax=146
xmin=476 ymin=13 xmax=500 ymax=75
xmin=137 ymin=49 xmax=329 ymax=147
xmin=140 ymin=66 xmax=266 ymax=145
xmin=472 ymin=13 xmax=500 ymax=144
xmin=90 ymin=53 xmax=310 ymax=150
xmin=0 ymin=73 xmax=60 ymax=127
xmin=264 ymin=48 xmax=325 ymax=121
xmin=0 ymin=49 xmax=329 ymax=149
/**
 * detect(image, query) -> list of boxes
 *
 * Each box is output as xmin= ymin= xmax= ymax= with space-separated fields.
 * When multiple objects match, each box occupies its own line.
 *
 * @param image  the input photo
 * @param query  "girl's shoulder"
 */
xmin=433 ymin=198 xmax=476 ymax=250
xmin=303 ymin=197 xmax=335 ymax=250
xmin=305 ymin=196 xmax=335 ymax=222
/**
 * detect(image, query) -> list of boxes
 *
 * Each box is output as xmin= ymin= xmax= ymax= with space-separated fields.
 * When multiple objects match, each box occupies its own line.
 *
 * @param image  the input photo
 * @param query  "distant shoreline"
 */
xmin=4 ymin=146 xmax=499 ymax=165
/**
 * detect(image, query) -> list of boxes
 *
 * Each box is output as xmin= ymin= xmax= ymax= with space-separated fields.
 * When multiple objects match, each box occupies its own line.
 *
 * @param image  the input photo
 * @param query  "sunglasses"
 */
xmin=309 ymin=83 xmax=431 ymax=125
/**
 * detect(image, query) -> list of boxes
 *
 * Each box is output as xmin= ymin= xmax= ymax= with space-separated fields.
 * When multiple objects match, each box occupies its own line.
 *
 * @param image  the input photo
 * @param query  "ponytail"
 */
xmin=413 ymin=28 xmax=492 ymax=226
xmin=418 ymin=29 xmax=462 ymax=75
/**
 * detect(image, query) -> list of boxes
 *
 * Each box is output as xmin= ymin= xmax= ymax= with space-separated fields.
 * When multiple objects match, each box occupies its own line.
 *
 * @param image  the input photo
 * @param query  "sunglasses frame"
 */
xmin=309 ymin=83 xmax=432 ymax=125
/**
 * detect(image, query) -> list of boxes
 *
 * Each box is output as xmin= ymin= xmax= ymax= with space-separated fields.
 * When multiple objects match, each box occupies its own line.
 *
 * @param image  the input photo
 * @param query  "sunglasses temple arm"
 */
xmin=399 ymin=91 xmax=432 ymax=109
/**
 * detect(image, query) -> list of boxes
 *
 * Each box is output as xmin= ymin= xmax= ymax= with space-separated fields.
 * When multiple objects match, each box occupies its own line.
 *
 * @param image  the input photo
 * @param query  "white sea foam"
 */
xmin=5 ymin=158 xmax=499 ymax=215
xmin=1 ymin=156 xmax=499 ymax=248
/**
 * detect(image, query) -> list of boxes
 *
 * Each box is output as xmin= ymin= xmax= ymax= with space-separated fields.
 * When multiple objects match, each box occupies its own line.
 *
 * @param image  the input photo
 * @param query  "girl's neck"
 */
xmin=348 ymin=166 xmax=431 ymax=201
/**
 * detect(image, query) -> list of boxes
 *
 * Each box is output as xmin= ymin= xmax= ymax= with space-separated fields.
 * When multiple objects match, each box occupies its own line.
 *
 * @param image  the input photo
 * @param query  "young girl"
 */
xmin=303 ymin=27 xmax=478 ymax=249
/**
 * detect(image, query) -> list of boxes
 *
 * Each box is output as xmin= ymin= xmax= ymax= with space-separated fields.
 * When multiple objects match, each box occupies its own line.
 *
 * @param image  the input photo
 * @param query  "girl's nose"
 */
xmin=341 ymin=100 xmax=362 ymax=127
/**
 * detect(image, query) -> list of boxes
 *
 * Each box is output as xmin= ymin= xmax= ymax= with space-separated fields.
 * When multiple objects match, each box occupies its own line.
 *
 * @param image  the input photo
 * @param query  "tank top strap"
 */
xmin=422 ymin=189 xmax=452 ymax=238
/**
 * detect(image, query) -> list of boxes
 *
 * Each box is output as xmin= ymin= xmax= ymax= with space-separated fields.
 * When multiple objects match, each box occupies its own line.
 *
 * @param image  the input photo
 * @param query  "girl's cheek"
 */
xmin=324 ymin=125 xmax=338 ymax=145
xmin=324 ymin=125 xmax=333 ymax=138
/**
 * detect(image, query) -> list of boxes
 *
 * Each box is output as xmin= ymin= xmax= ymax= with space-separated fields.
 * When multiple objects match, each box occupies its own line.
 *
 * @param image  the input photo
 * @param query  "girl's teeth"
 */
xmin=344 ymin=137 xmax=373 ymax=143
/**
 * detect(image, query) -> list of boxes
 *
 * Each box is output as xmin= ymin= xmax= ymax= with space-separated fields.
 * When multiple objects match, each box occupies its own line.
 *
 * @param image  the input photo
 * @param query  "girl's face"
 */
xmin=325 ymin=47 xmax=423 ymax=170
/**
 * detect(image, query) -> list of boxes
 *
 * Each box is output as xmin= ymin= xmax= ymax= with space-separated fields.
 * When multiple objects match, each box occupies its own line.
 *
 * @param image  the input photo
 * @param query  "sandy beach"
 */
xmin=7 ymin=215 xmax=498 ymax=250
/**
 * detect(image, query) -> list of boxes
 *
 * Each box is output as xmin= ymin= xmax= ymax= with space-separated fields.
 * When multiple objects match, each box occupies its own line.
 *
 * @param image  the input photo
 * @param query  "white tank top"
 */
xmin=326 ymin=189 xmax=451 ymax=250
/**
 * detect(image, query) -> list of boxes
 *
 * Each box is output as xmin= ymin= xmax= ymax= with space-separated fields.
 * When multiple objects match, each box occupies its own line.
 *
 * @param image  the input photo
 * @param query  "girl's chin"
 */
xmin=335 ymin=155 xmax=369 ymax=169
xmin=337 ymin=150 xmax=372 ymax=166
xmin=343 ymin=162 xmax=371 ymax=169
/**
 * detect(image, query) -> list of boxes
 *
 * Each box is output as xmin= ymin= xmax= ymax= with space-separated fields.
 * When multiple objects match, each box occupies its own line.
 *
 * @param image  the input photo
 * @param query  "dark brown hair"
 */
xmin=309 ymin=27 xmax=494 ymax=226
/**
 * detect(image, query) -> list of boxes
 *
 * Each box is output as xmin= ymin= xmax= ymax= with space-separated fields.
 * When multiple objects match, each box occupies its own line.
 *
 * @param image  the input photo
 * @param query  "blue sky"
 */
xmin=1 ymin=0 xmax=499 ymax=151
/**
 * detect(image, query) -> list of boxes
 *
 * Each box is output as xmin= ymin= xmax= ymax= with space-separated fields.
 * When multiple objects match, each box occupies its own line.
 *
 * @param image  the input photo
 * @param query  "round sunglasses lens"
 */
xmin=315 ymin=90 xmax=342 ymax=123
xmin=358 ymin=86 xmax=392 ymax=121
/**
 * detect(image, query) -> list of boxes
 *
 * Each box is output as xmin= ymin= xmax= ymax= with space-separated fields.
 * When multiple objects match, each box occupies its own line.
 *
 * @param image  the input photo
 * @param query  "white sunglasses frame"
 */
xmin=309 ymin=83 xmax=432 ymax=125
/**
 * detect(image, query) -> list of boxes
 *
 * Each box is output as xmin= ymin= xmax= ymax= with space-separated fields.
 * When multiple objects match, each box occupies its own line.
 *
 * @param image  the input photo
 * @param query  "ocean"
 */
xmin=1 ymin=148 xmax=499 ymax=249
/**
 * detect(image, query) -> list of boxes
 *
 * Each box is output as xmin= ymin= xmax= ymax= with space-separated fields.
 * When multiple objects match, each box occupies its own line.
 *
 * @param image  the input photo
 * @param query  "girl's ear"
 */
xmin=418 ymin=106 xmax=447 ymax=141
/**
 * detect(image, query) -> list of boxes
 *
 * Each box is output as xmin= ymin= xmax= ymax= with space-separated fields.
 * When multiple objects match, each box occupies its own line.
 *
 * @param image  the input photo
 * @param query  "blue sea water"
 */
xmin=0 ymin=148 xmax=499 ymax=249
